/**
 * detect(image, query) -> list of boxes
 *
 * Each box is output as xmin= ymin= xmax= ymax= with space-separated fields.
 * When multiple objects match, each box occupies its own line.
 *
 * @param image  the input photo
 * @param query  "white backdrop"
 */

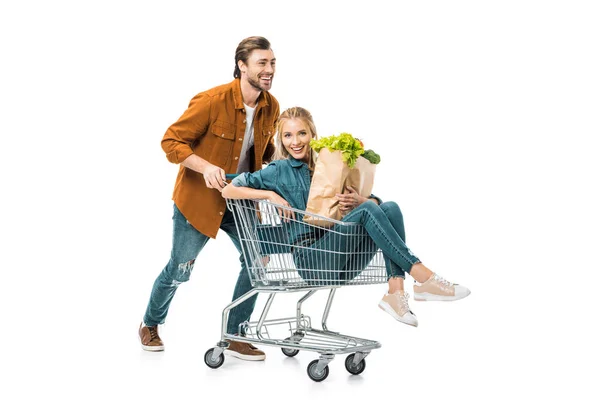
xmin=1 ymin=1 xmax=599 ymax=399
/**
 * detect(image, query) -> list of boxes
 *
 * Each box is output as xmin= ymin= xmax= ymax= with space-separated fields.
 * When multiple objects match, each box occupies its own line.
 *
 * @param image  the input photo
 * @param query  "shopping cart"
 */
xmin=204 ymin=195 xmax=388 ymax=382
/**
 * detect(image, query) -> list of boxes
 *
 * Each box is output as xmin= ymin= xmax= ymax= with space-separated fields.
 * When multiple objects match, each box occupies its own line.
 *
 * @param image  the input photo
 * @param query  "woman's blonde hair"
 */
xmin=272 ymin=107 xmax=318 ymax=170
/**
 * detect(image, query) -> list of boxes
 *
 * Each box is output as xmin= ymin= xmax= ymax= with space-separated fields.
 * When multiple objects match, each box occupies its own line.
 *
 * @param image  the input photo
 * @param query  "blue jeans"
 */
xmin=294 ymin=201 xmax=420 ymax=284
xmin=143 ymin=204 xmax=255 ymax=335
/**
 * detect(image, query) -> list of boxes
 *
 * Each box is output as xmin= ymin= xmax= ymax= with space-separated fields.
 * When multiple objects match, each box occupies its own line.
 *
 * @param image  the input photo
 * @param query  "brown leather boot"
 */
xmin=139 ymin=323 xmax=164 ymax=351
xmin=225 ymin=339 xmax=266 ymax=361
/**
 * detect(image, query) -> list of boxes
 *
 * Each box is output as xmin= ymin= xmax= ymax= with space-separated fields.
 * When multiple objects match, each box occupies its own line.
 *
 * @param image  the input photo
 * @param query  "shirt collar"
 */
xmin=288 ymin=156 xmax=307 ymax=168
xmin=231 ymin=78 xmax=269 ymax=110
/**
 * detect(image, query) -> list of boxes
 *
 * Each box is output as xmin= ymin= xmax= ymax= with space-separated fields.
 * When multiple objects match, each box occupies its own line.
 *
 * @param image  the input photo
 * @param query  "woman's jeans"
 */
xmin=143 ymin=204 xmax=255 ymax=335
xmin=294 ymin=201 xmax=420 ymax=284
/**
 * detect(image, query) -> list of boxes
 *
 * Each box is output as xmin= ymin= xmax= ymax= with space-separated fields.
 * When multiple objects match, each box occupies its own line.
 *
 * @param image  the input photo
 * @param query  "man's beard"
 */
xmin=247 ymin=74 xmax=271 ymax=91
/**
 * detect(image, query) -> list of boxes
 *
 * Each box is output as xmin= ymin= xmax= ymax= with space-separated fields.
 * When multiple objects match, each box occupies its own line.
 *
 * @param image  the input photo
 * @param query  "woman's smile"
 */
xmin=282 ymin=119 xmax=312 ymax=162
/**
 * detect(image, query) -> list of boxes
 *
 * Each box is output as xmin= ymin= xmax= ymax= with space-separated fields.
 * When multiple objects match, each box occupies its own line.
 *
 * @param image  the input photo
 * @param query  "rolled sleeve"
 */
xmin=232 ymin=162 xmax=278 ymax=190
xmin=231 ymin=173 xmax=248 ymax=187
xmin=161 ymin=94 xmax=211 ymax=164
xmin=369 ymin=194 xmax=383 ymax=205
xmin=164 ymin=146 xmax=194 ymax=164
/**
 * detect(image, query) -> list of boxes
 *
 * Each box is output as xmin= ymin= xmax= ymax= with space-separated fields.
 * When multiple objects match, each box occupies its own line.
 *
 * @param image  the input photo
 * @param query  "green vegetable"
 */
xmin=361 ymin=149 xmax=381 ymax=164
xmin=310 ymin=132 xmax=365 ymax=168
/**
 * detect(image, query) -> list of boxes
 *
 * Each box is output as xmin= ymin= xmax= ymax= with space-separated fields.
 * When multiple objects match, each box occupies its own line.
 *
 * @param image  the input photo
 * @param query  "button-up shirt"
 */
xmin=161 ymin=78 xmax=280 ymax=238
xmin=232 ymin=157 xmax=313 ymax=245
xmin=232 ymin=157 xmax=383 ymax=245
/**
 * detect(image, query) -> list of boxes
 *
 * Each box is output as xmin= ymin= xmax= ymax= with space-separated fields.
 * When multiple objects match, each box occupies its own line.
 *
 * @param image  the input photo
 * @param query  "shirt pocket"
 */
xmin=261 ymin=118 xmax=274 ymax=137
xmin=280 ymin=183 xmax=303 ymax=207
xmin=254 ymin=118 xmax=274 ymax=159
xmin=208 ymin=120 xmax=236 ymax=166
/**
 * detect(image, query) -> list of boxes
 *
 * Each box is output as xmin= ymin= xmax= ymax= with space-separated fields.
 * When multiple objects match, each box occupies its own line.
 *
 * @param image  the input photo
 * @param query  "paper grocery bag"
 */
xmin=304 ymin=149 xmax=376 ymax=227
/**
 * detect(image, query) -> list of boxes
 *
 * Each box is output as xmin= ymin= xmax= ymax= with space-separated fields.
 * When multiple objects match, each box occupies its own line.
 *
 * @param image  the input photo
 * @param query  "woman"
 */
xmin=222 ymin=107 xmax=470 ymax=327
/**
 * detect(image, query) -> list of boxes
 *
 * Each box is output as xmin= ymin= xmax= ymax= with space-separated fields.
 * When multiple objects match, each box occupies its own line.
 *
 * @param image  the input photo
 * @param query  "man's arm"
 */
xmin=222 ymin=170 xmax=294 ymax=220
xmin=181 ymin=154 xmax=226 ymax=191
xmin=160 ymin=94 xmax=226 ymax=190
xmin=161 ymin=94 xmax=210 ymax=164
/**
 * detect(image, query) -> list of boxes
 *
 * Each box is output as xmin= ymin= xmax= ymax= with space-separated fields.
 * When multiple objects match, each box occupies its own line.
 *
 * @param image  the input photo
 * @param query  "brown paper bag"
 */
xmin=304 ymin=149 xmax=376 ymax=227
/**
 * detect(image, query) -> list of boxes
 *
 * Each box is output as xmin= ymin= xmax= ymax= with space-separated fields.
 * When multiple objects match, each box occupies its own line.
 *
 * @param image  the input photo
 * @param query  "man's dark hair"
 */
xmin=233 ymin=36 xmax=272 ymax=79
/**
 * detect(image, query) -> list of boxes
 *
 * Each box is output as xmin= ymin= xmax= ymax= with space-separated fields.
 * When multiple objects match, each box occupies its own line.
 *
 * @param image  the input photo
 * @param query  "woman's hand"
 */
xmin=337 ymin=186 xmax=368 ymax=214
xmin=268 ymin=191 xmax=296 ymax=221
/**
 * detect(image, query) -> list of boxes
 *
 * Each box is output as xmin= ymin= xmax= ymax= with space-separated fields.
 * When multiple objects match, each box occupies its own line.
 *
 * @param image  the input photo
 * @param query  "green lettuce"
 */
xmin=309 ymin=132 xmax=365 ymax=168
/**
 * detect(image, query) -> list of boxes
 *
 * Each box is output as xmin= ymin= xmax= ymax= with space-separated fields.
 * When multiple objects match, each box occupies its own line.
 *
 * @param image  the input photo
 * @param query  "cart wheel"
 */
xmin=281 ymin=347 xmax=300 ymax=357
xmin=345 ymin=353 xmax=366 ymax=375
xmin=307 ymin=360 xmax=329 ymax=382
xmin=281 ymin=336 xmax=300 ymax=357
xmin=204 ymin=348 xmax=224 ymax=369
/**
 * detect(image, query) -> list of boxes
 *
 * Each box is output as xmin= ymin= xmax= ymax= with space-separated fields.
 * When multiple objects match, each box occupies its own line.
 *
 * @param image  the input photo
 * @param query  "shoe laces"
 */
xmin=393 ymin=291 xmax=411 ymax=309
xmin=148 ymin=326 xmax=159 ymax=341
xmin=434 ymin=274 xmax=452 ymax=287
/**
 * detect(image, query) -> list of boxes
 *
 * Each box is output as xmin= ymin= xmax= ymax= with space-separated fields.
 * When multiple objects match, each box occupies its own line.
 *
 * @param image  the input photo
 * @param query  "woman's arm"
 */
xmin=222 ymin=184 xmax=296 ymax=220
xmin=222 ymin=184 xmax=273 ymax=201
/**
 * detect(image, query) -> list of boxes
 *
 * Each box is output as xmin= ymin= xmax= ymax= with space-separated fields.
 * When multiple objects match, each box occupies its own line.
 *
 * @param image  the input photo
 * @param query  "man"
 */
xmin=139 ymin=36 xmax=279 ymax=361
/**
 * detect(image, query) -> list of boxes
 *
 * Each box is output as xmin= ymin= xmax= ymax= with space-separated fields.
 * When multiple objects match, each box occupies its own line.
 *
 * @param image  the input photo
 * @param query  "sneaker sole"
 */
xmin=224 ymin=350 xmax=266 ymax=361
xmin=378 ymin=301 xmax=418 ymax=327
xmin=141 ymin=344 xmax=164 ymax=351
xmin=413 ymin=291 xmax=471 ymax=301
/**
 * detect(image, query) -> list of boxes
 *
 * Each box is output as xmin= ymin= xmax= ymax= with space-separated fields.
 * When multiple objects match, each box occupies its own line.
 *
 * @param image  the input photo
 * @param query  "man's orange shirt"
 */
xmin=161 ymin=79 xmax=280 ymax=238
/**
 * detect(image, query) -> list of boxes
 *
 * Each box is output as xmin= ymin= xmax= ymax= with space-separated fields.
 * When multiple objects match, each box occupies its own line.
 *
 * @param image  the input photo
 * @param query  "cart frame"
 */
xmin=204 ymin=198 xmax=388 ymax=381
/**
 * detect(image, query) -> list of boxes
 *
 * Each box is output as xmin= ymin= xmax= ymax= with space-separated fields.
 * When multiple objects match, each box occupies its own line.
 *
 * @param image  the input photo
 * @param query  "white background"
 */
xmin=1 ymin=0 xmax=599 ymax=398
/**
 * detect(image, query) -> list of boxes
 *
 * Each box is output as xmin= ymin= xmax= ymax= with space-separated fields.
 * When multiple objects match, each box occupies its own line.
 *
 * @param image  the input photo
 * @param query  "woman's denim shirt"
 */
xmin=231 ymin=157 xmax=314 ymax=245
xmin=231 ymin=157 xmax=382 ymax=245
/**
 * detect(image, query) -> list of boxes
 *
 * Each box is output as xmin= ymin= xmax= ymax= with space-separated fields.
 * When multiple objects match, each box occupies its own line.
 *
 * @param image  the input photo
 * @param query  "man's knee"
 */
xmin=164 ymin=258 xmax=196 ymax=285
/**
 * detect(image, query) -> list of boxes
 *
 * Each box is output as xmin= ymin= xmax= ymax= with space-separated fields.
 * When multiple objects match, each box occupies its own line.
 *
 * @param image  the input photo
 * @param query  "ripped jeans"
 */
xmin=143 ymin=204 xmax=255 ymax=335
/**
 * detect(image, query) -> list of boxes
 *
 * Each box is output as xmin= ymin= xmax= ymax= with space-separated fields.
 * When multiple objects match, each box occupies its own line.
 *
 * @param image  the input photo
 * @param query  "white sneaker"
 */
xmin=378 ymin=291 xmax=418 ymax=327
xmin=413 ymin=274 xmax=471 ymax=301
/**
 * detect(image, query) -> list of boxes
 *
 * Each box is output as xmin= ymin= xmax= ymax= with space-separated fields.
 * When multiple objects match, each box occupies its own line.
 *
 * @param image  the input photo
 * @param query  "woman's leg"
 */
xmin=358 ymin=202 xmax=417 ymax=326
xmin=356 ymin=202 xmax=470 ymax=301
xmin=342 ymin=201 xmax=420 ymax=278
xmin=299 ymin=201 xmax=425 ymax=286
xmin=294 ymin=222 xmax=374 ymax=285
xmin=378 ymin=202 xmax=409 ymax=291
xmin=387 ymin=276 xmax=405 ymax=292
xmin=336 ymin=201 xmax=410 ymax=283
